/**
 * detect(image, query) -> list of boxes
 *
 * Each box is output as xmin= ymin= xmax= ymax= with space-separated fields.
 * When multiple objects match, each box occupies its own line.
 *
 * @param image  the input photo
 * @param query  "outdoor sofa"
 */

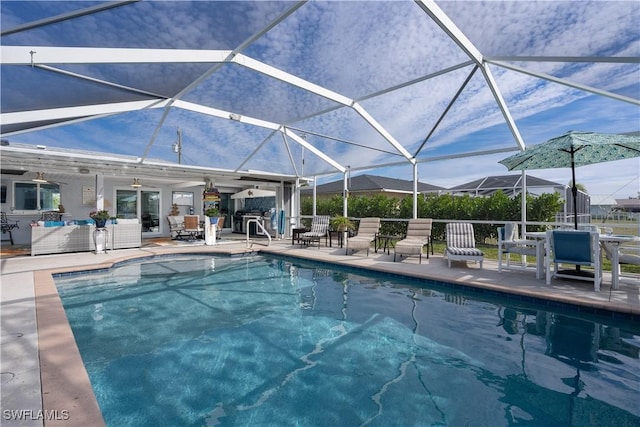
xmin=31 ymin=218 xmax=141 ymax=256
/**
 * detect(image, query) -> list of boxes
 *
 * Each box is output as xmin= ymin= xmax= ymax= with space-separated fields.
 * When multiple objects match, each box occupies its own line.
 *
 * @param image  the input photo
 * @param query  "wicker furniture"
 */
xmin=31 ymin=220 xmax=141 ymax=256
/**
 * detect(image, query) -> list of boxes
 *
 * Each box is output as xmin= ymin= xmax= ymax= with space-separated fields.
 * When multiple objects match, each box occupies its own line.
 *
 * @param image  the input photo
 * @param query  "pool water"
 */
xmin=55 ymin=255 xmax=640 ymax=427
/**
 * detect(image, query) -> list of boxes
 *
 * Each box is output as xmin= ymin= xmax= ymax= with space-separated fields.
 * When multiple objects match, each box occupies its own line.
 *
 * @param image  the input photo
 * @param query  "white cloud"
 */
xmin=2 ymin=1 xmax=638 ymax=196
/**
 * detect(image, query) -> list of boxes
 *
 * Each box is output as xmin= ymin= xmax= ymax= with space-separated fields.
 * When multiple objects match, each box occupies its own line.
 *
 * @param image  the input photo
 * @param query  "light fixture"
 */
xmin=131 ymin=178 xmax=142 ymax=188
xmin=32 ymin=172 xmax=48 ymax=183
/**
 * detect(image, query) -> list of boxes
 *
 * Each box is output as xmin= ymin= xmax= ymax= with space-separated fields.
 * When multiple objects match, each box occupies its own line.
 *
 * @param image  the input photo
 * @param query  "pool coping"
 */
xmin=23 ymin=244 xmax=640 ymax=425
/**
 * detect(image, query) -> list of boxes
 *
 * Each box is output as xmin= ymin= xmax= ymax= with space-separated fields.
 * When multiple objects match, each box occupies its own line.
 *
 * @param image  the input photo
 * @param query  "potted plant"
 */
xmin=205 ymin=207 xmax=220 ymax=224
xmin=330 ymin=215 xmax=354 ymax=232
xmin=90 ymin=209 xmax=110 ymax=228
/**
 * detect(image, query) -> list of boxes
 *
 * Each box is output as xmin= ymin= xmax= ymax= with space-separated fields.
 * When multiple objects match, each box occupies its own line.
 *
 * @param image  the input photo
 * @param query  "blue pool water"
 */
xmin=55 ymin=255 xmax=640 ymax=427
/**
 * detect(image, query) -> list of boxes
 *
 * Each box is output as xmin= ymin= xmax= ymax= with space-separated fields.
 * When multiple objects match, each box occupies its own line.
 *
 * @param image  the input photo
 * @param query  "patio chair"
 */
xmin=445 ymin=222 xmax=484 ymax=269
xmin=300 ymin=215 xmax=330 ymax=249
xmin=545 ymin=229 xmax=601 ymax=291
xmin=393 ymin=218 xmax=433 ymax=263
xmin=346 ymin=217 xmax=380 ymax=256
xmin=1 ymin=212 xmax=19 ymax=245
xmin=183 ymin=215 xmax=204 ymax=240
xmin=40 ymin=211 xmax=63 ymax=221
xmin=600 ymin=240 xmax=640 ymax=286
xmin=167 ymin=215 xmax=185 ymax=240
xmin=497 ymin=222 xmax=540 ymax=276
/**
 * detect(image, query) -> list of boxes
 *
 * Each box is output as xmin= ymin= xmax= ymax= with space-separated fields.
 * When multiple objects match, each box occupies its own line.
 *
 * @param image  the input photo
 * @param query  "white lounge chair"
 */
xmin=445 ymin=222 xmax=484 ymax=269
xmin=394 ymin=218 xmax=433 ymax=263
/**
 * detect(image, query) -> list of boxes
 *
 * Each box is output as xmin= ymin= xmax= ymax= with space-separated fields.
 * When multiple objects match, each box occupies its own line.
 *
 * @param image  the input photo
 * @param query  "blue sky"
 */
xmin=1 ymin=1 xmax=639 ymax=199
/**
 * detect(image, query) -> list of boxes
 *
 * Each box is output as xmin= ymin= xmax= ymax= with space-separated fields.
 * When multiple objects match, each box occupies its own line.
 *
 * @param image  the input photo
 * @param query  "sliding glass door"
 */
xmin=116 ymin=189 xmax=161 ymax=234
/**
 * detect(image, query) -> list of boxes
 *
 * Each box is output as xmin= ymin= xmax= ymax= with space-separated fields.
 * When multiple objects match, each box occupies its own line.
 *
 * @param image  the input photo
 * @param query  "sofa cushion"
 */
xmin=44 ymin=221 xmax=65 ymax=227
xmin=116 ymin=218 xmax=139 ymax=225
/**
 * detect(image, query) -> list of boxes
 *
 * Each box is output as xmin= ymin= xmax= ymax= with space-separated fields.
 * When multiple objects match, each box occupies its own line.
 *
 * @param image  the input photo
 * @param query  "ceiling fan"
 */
xmin=32 ymin=172 xmax=67 ymax=185
xmin=130 ymin=178 xmax=157 ymax=188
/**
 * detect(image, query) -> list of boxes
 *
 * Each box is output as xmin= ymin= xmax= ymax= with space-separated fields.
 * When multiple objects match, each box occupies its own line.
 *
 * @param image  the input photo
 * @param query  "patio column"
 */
xmin=413 ymin=163 xmax=418 ymax=219
xmin=343 ymin=170 xmax=349 ymax=217
xmin=95 ymin=174 xmax=105 ymax=211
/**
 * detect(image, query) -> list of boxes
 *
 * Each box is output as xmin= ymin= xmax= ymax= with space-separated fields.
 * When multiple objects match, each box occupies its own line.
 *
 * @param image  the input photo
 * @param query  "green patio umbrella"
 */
xmin=499 ymin=131 xmax=640 ymax=230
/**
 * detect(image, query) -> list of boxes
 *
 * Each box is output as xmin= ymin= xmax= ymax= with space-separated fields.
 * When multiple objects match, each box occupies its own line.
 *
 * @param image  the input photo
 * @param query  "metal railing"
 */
xmin=246 ymin=218 xmax=271 ymax=248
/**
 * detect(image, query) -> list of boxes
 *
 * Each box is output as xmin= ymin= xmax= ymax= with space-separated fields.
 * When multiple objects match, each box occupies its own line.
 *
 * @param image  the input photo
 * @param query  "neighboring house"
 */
xmin=301 ymin=174 xmax=444 ymax=199
xmin=613 ymin=198 xmax=640 ymax=213
xmin=590 ymin=194 xmax=617 ymax=219
xmin=446 ymin=174 xmax=567 ymax=197
xmin=447 ymin=174 xmax=590 ymax=224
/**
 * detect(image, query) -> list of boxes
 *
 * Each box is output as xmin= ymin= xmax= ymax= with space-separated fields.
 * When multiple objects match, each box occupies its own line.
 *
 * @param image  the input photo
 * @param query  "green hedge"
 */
xmin=301 ymin=191 xmax=563 ymax=243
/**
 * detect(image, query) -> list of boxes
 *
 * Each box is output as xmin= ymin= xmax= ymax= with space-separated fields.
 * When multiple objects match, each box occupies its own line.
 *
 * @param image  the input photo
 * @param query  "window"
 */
xmin=13 ymin=182 xmax=60 ymax=212
xmin=116 ymin=189 xmax=161 ymax=233
xmin=172 ymin=191 xmax=193 ymax=207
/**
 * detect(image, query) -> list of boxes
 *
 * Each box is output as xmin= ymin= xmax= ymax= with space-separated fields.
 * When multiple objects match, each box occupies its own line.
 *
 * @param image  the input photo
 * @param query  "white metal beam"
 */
xmin=1 ymin=46 xmax=232 ymax=65
xmin=0 ymin=99 xmax=168 ymax=125
xmin=173 ymin=100 xmax=280 ymax=130
xmin=414 ymin=0 xmax=483 ymax=65
xmin=487 ymin=60 xmax=640 ymax=106
xmin=351 ymin=103 xmax=416 ymax=163
xmin=485 ymin=56 xmax=640 ymax=64
xmin=283 ymin=128 xmax=346 ymax=173
xmin=233 ymin=54 xmax=353 ymax=106
xmin=480 ymin=65 xmax=526 ymax=151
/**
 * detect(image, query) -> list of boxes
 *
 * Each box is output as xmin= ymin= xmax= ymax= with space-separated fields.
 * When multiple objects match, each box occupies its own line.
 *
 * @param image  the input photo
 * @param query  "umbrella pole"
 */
xmin=571 ymin=152 xmax=578 ymax=230
xmin=571 ymin=151 xmax=581 ymax=272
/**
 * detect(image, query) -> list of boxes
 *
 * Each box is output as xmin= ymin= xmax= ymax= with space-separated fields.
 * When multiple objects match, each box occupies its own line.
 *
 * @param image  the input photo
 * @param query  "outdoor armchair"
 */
xmin=183 ymin=215 xmax=204 ymax=240
xmin=445 ymin=222 xmax=484 ymax=269
xmin=545 ymin=229 xmax=601 ymax=291
xmin=393 ymin=218 xmax=433 ymax=263
xmin=600 ymin=240 xmax=640 ymax=286
xmin=167 ymin=215 xmax=185 ymax=240
xmin=497 ymin=222 xmax=541 ymax=277
xmin=300 ymin=215 xmax=330 ymax=249
xmin=346 ymin=217 xmax=380 ymax=256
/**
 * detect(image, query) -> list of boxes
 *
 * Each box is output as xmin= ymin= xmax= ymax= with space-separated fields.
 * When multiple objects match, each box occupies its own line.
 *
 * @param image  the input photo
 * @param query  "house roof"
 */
xmin=302 ymin=174 xmax=444 ymax=196
xmin=447 ymin=174 xmax=566 ymax=196
xmin=614 ymin=198 xmax=640 ymax=211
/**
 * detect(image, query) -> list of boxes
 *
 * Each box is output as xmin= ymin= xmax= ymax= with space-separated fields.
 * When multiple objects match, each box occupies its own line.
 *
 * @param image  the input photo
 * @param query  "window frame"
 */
xmin=11 ymin=181 xmax=61 ymax=214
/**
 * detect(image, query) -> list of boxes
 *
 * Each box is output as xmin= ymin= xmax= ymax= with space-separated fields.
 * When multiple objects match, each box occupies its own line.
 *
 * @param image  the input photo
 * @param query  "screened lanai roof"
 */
xmin=447 ymin=174 xmax=566 ymax=196
xmin=1 ymin=1 xmax=638 ymax=182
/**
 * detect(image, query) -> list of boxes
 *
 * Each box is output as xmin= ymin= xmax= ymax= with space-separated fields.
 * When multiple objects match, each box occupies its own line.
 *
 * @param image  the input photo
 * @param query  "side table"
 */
xmin=292 ymin=227 xmax=307 ymax=245
xmin=375 ymin=234 xmax=401 ymax=254
xmin=329 ymin=230 xmax=346 ymax=248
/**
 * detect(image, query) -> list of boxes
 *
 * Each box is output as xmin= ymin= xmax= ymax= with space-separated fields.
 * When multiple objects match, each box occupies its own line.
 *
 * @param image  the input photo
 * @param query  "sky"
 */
xmin=1 ymin=1 xmax=639 ymax=200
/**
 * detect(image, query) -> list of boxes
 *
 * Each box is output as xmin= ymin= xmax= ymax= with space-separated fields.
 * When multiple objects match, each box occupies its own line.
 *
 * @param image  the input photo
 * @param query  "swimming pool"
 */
xmin=55 ymin=254 xmax=640 ymax=427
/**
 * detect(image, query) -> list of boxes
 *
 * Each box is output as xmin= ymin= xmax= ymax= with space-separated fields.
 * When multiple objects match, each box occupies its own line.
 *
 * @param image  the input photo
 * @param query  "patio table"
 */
xmin=375 ymin=234 xmax=402 ymax=255
xmin=526 ymin=231 xmax=639 ymax=289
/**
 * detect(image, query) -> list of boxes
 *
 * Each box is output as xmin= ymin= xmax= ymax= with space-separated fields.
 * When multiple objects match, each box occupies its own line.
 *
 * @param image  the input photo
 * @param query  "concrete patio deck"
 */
xmin=1 ymin=237 xmax=638 ymax=426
